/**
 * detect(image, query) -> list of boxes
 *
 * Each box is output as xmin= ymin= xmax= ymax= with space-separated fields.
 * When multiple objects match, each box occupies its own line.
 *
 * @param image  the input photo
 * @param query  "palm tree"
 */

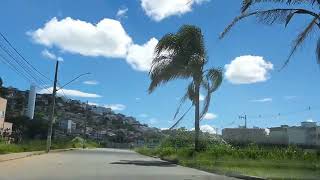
xmin=148 ymin=25 xmax=223 ymax=151
xmin=220 ymin=0 xmax=320 ymax=68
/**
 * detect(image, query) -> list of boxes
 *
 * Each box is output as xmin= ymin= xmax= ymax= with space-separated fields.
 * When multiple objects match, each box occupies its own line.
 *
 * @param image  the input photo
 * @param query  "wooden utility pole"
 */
xmin=46 ymin=61 xmax=59 ymax=153
xmin=83 ymin=101 xmax=88 ymax=149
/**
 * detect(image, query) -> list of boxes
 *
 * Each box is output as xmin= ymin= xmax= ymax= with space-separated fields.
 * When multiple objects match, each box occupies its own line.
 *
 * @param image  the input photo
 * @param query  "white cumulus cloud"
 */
xmin=203 ymin=113 xmax=217 ymax=120
xmin=116 ymin=8 xmax=128 ymax=19
xmin=29 ymin=17 xmax=132 ymax=58
xmin=140 ymin=0 xmax=209 ymax=21
xmin=83 ymin=80 xmax=99 ymax=85
xmin=192 ymin=124 xmax=217 ymax=134
xmin=41 ymin=49 xmax=63 ymax=61
xmin=251 ymin=98 xmax=272 ymax=103
xmin=200 ymin=124 xmax=217 ymax=134
xmin=38 ymin=87 xmax=102 ymax=98
xmin=29 ymin=17 xmax=157 ymax=72
xmin=104 ymin=104 xmax=126 ymax=111
xmin=225 ymin=55 xmax=273 ymax=84
xmin=126 ymin=38 xmax=158 ymax=71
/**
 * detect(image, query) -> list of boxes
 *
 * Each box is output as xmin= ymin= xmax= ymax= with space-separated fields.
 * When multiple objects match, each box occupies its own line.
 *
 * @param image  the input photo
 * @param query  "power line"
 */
xmin=0 ymin=32 xmax=52 ymax=93
xmin=0 ymin=43 xmax=47 ymax=86
xmin=0 ymin=52 xmax=33 ymax=84
xmin=246 ymin=105 xmax=320 ymax=120
xmin=0 ymin=32 xmax=52 ymax=82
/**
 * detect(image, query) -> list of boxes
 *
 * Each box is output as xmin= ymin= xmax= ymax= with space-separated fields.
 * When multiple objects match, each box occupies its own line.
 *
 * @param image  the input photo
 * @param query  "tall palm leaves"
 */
xmin=220 ymin=0 xmax=320 ymax=68
xmin=148 ymin=25 xmax=223 ymax=151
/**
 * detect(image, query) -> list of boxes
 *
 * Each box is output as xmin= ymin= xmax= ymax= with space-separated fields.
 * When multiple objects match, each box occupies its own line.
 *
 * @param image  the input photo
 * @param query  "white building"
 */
xmin=268 ymin=122 xmax=320 ymax=146
xmin=26 ymin=84 xmax=36 ymax=119
xmin=90 ymin=105 xmax=112 ymax=115
xmin=222 ymin=121 xmax=320 ymax=147
xmin=59 ymin=120 xmax=76 ymax=134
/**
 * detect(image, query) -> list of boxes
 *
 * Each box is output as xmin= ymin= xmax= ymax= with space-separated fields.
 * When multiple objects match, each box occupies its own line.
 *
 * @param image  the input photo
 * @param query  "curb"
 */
xmin=0 ymin=148 xmax=76 ymax=163
xmin=158 ymin=156 xmax=266 ymax=180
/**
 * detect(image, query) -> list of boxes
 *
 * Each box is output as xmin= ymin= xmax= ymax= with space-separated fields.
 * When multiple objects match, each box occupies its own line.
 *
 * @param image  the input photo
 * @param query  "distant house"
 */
xmin=90 ymin=106 xmax=112 ymax=115
xmin=59 ymin=120 xmax=76 ymax=134
xmin=0 ymin=97 xmax=13 ymax=136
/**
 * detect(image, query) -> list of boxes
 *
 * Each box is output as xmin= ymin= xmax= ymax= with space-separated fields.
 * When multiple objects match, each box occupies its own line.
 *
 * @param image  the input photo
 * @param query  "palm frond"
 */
xmin=220 ymin=11 xmax=258 ymax=39
xmin=169 ymin=105 xmax=193 ymax=130
xmin=220 ymin=8 xmax=319 ymax=39
xmin=256 ymin=9 xmax=319 ymax=26
xmin=242 ymin=0 xmax=253 ymax=12
xmin=186 ymin=82 xmax=196 ymax=104
xmin=281 ymin=17 xmax=318 ymax=69
xmin=206 ymin=68 xmax=223 ymax=93
xmin=154 ymin=33 xmax=177 ymax=56
xmin=199 ymin=86 xmax=211 ymax=120
xmin=148 ymin=59 xmax=190 ymax=93
xmin=168 ymin=95 xmax=189 ymax=130
xmin=241 ymin=0 xmax=319 ymax=13
xmin=199 ymin=68 xmax=223 ymax=120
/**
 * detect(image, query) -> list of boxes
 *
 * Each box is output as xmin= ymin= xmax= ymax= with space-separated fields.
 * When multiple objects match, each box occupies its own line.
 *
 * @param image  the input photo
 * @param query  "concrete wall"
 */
xmin=269 ymin=128 xmax=288 ymax=145
xmin=287 ymin=128 xmax=306 ymax=145
xmin=0 ymin=97 xmax=12 ymax=135
xmin=3 ymin=122 xmax=12 ymax=134
xmin=222 ymin=128 xmax=267 ymax=144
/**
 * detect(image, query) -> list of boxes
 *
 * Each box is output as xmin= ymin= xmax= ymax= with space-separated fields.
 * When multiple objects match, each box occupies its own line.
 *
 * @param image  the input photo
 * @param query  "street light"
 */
xmin=46 ymin=60 xmax=91 ymax=153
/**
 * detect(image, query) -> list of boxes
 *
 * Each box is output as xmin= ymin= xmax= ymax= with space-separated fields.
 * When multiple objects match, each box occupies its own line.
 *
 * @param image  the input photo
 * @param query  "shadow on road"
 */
xmin=110 ymin=160 xmax=177 ymax=167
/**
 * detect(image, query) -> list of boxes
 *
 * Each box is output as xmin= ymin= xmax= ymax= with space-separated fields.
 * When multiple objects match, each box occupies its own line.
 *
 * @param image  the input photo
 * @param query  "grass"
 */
xmin=0 ymin=137 xmax=101 ymax=154
xmin=135 ymin=144 xmax=320 ymax=180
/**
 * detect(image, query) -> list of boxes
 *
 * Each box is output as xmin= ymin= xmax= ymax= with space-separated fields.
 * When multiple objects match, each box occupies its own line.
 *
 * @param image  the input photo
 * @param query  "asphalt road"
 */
xmin=0 ymin=148 xmax=237 ymax=180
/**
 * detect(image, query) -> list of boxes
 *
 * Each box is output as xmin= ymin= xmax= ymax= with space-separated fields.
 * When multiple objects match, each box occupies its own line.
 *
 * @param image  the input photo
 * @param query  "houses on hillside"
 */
xmin=0 ymin=86 xmax=158 ymax=144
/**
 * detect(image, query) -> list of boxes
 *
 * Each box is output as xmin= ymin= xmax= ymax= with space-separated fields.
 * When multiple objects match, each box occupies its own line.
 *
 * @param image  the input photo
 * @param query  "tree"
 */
xmin=148 ymin=25 xmax=223 ymax=151
xmin=220 ymin=0 xmax=320 ymax=69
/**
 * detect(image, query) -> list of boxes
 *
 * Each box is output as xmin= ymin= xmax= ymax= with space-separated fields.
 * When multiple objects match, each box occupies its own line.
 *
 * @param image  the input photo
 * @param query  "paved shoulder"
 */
xmin=0 ymin=148 xmax=237 ymax=180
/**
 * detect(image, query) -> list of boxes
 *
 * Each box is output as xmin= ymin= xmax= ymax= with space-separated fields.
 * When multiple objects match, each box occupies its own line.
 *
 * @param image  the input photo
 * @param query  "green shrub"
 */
xmin=158 ymin=147 xmax=176 ymax=158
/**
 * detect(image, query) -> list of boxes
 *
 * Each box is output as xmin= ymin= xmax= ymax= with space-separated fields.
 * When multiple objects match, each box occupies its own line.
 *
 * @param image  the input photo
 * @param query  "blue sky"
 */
xmin=0 ymin=0 xmax=319 ymax=133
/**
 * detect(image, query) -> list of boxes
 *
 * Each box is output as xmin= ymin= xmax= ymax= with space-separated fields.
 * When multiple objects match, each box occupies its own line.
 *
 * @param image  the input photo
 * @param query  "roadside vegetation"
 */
xmin=0 ymin=137 xmax=100 ymax=154
xmin=136 ymin=129 xmax=320 ymax=179
xmin=0 ymin=114 xmax=101 ymax=154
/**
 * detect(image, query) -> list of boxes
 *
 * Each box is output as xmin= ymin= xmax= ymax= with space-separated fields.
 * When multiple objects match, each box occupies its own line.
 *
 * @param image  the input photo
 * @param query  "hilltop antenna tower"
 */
xmin=239 ymin=115 xmax=247 ymax=128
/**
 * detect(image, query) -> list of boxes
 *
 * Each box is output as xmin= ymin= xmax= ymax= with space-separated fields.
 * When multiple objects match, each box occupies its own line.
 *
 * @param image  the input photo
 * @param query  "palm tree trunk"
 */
xmin=194 ymin=82 xmax=200 ymax=152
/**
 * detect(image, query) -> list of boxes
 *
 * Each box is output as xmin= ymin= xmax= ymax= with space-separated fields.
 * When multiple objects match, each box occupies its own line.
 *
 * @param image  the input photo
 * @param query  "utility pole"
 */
xmin=239 ymin=115 xmax=247 ymax=128
xmin=46 ymin=61 xmax=59 ymax=153
xmin=83 ymin=101 xmax=88 ymax=149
